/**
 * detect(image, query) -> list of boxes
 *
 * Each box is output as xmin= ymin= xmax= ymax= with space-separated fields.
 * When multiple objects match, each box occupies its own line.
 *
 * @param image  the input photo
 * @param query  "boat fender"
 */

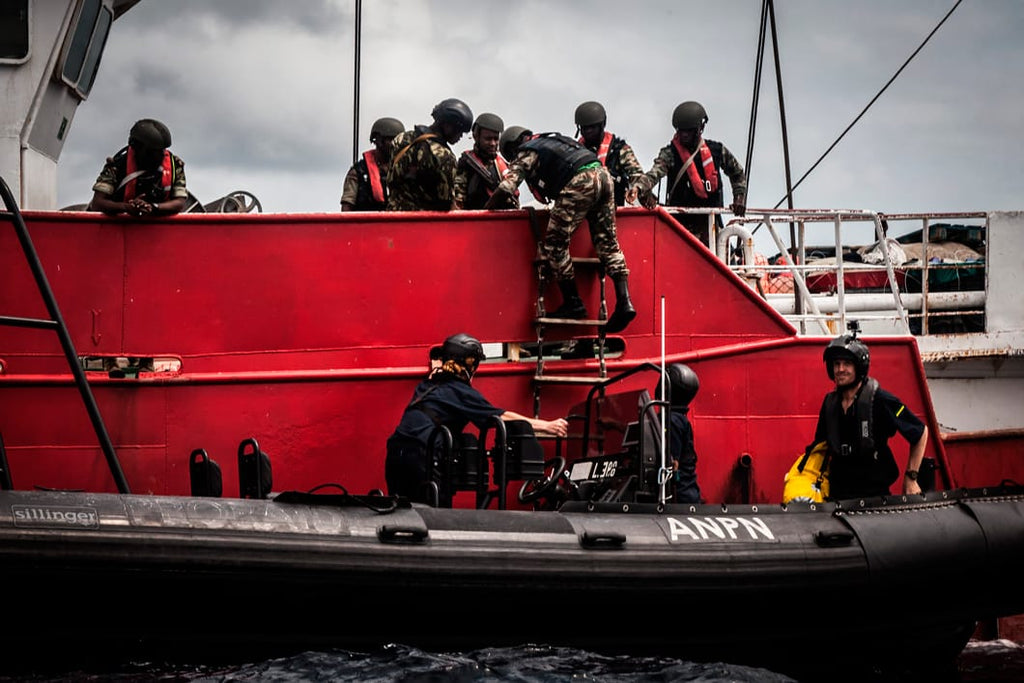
xmin=783 ymin=441 xmax=830 ymax=504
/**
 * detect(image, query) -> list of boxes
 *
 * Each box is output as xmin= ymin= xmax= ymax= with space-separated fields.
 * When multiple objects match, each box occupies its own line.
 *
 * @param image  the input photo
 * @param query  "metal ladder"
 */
xmin=0 ymin=175 xmax=129 ymax=493
xmin=531 ymin=255 xmax=610 ymax=418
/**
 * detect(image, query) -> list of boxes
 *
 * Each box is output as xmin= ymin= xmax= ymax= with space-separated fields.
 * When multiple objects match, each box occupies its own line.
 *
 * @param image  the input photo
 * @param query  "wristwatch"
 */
xmin=905 ymin=470 xmax=919 ymax=481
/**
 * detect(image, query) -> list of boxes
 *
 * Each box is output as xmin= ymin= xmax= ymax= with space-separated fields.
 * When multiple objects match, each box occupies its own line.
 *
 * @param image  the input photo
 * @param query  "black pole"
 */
xmin=768 ymin=0 xmax=795 ymax=213
xmin=0 ymin=176 xmax=130 ymax=493
xmin=352 ymin=0 xmax=362 ymax=168
xmin=767 ymin=0 xmax=803 ymax=327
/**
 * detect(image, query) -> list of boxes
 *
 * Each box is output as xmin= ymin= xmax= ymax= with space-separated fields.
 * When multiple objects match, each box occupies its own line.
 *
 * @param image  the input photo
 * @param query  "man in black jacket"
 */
xmin=811 ymin=329 xmax=929 ymax=500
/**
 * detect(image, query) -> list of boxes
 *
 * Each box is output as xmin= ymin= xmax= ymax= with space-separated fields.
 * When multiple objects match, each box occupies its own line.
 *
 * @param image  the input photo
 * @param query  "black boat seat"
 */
xmin=189 ymin=448 xmax=222 ymax=497
xmin=238 ymin=437 xmax=273 ymax=499
xmin=427 ymin=418 xmax=548 ymax=510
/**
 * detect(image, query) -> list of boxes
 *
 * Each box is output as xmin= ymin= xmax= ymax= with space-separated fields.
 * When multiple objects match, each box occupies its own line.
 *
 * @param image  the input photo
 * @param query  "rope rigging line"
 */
xmin=744 ymin=0 xmax=770 ymax=186
xmin=773 ymin=0 xmax=964 ymax=209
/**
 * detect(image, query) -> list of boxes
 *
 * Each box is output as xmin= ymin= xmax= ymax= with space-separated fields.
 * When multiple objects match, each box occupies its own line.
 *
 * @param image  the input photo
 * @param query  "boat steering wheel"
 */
xmin=517 ymin=456 xmax=567 ymax=504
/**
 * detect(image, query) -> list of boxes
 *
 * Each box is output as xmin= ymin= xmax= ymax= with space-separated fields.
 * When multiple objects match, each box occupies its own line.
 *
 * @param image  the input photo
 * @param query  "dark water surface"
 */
xmin=3 ymin=640 xmax=1022 ymax=682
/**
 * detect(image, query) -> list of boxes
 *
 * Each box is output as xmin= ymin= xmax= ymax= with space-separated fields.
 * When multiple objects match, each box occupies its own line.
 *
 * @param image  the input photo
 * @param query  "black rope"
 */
xmin=774 ymin=0 xmax=964 ymax=208
xmin=744 ymin=0 xmax=769 ymax=186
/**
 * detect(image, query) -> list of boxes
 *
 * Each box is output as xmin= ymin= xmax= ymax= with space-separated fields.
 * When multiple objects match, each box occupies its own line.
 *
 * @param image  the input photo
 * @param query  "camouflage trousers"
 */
xmin=542 ymin=165 xmax=629 ymax=281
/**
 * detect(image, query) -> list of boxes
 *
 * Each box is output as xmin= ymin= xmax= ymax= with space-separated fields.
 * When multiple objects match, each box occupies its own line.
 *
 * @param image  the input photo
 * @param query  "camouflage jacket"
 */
xmin=92 ymin=147 xmax=188 ymax=203
xmin=386 ymin=125 xmax=457 ymax=211
xmin=637 ymin=137 xmax=746 ymax=208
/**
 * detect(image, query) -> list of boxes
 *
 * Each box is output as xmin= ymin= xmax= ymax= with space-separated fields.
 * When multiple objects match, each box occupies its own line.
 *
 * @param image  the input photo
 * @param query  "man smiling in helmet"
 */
xmin=811 ymin=325 xmax=929 ymax=500
xmin=632 ymin=100 xmax=747 ymax=244
xmin=386 ymin=333 xmax=568 ymax=502
xmin=387 ymin=97 xmax=473 ymax=211
xmin=574 ymin=101 xmax=644 ymax=207
xmin=340 ymin=116 xmax=404 ymax=211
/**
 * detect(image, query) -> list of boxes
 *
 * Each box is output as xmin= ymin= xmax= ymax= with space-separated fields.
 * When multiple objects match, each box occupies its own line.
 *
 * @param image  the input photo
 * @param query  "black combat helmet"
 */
xmin=473 ymin=113 xmax=504 ymax=134
xmin=370 ymin=117 xmax=405 ymax=142
xmin=441 ymin=333 xmax=486 ymax=365
xmin=574 ymin=101 xmax=607 ymax=127
xmin=129 ymin=118 xmax=172 ymax=149
xmin=671 ymin=101 xmax=708 ymax=130
xmin=823 ymin=334 xmax=871 ymax=381
xmin=666 ymin=363 xmax=700 ymax=408
xmin=499 ymin=126 xmax=532 ymax=160
xmin=431 ymin=98 xmax=474 ymax=133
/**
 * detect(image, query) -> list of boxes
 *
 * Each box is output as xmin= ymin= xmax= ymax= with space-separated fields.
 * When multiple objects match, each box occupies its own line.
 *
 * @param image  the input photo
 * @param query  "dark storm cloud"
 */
xmin=57 ymin=0 xmax=1024 ymax=217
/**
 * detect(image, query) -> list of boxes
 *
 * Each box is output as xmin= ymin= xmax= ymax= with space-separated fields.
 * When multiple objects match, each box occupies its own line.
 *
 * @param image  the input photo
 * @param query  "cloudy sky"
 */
xmin=58 ymin=0 xmax=1023 ymax=237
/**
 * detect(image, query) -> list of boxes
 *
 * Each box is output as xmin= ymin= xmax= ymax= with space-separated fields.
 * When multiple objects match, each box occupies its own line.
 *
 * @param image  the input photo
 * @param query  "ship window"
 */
xmin=0 ymin=0 xmax=30 ymax=63
xmin=58 ymin=0 xmax=112 ymax=99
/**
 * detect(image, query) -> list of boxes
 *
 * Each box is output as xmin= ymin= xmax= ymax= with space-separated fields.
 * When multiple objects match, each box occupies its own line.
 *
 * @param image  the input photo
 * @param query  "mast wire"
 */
xmin=773 ymin=0 xmax=963 ymax=208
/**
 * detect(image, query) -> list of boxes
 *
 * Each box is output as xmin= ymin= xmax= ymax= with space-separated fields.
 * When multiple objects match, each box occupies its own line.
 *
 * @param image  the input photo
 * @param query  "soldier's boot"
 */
xmin=605 ymin=276 xmax=637 ymax=333
xmin=549 ymin=279 xmax=588 ymax=319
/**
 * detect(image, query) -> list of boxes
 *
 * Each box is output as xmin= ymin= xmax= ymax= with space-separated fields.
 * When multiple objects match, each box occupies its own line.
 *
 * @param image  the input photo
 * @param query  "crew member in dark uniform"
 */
xmin=385 ymin=333 xmax=567 ymax=502
xmin=340 ymin=116 xmax=404 ymax=211
xmin=665 ymin=363 xmax=702 ymax=504
xmin=484 ymin=131 xmax=637 ymax=334
xmin=811 ymin=328 xmax=929 ymax=500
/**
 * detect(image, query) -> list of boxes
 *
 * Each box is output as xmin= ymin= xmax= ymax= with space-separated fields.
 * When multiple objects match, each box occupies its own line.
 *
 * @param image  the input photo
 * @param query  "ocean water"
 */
xmin=3 ymin=640 xmax=1022 ymax=683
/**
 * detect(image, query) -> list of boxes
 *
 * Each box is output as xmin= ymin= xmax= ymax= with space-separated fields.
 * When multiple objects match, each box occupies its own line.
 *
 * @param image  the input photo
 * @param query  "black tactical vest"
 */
xmin=519 ymin=133 xmax=598 ymax=201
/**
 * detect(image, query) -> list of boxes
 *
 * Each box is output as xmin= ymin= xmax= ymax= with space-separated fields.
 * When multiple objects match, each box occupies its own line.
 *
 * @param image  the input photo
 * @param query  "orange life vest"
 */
xmin=671 ymin=135 xmax=719 ymax=199
xmin=579 ymin=131 xmax=614 ymax=166
xmin=363 ymin=150 xmax=386 ymax=204
xmin=124 ymin=148 xmax=173 ymax=201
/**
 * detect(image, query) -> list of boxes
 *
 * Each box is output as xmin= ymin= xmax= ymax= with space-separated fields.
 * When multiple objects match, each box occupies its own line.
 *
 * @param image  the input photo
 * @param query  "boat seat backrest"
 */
xmin=189 ymin=448 xmax=223 ymax=497
xmin=237 ymin=437 xmax=273 ymax=499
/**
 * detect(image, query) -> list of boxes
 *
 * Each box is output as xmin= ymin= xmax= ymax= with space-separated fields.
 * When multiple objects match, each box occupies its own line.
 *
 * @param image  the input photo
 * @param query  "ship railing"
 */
xmin=698 ymin=208 xmax=988 ymax=337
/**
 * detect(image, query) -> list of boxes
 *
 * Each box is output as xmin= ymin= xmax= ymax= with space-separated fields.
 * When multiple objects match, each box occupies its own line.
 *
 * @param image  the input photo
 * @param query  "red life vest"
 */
xmin=124 ymin=148 xmax=173 ymax=201
xmin=671 ymin=134 xmax=719 ymax=199
xmin=579 ymin=131 xmax=614 ymax=166
xmin=363 ymin=150 xmax=386 ymax=204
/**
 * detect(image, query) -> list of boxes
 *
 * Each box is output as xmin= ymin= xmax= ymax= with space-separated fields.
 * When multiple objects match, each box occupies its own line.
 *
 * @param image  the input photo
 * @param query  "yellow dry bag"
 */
xmin=783 ymin=441 xmax=831 ymax=504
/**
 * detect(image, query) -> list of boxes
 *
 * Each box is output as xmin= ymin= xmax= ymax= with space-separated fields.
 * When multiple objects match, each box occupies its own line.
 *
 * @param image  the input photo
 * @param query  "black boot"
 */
xmin=605 ymin=276 xmax=636 ymax=333
xmin=549 ymin=279 xmax=588 ymax=319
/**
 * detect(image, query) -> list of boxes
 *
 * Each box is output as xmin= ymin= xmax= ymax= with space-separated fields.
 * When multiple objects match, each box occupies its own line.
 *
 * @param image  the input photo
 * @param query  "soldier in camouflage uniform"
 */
xmin=89 ymin=118 xmax=188 ymax=217
xmin=452 ymin=113 xmax=518 ymax=210
xmin=386 ymin=98 xmax=473 ymax=212
xmin=574 ymin=101 xmax=644 ymax=207
xmin=632 ymin=101 xmax=747 ymax=244
xmin=484 ymin=131 xmax=636 ymax=334
xmin=341 ymin=116 xmax=404 ymax=211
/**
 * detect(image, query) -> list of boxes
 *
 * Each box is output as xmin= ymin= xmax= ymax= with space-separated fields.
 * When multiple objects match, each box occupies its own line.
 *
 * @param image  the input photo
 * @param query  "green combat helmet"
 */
xmin=672 ymin=101 xmax=708 ymax=131
xmin=129 ymin=118 xmax=172 ymax=149
xmin=370 ymin=117 xmax=405 ymax=142
xmin=574 ymin=101 xmax=607 ymax=127
xmin=499 ymin=126 xmax=532 ymax=160
xmin=473 ymin=113 xmax=504 ymax=134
